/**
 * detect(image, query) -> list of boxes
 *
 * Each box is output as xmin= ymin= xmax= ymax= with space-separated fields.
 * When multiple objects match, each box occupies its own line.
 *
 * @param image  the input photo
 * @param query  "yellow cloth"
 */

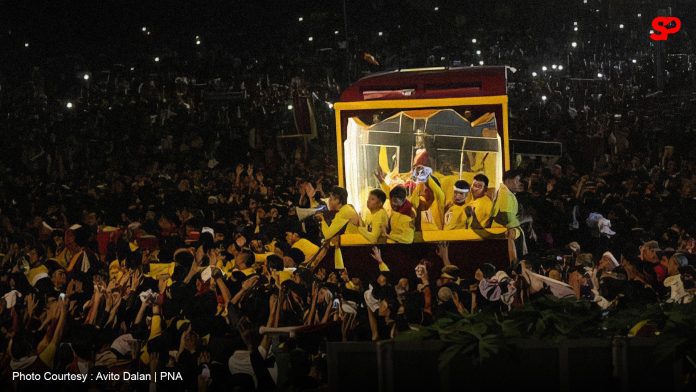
xmin=139 ymin=314 xmax=162 ymax=364
xmin=254 ymin=252 xmax=274 ymax=264
xmin=358 ymin=208 xmax=388 ymax=244
xmin=26 ymin=265 xmax=49 ymax=286
xmin=444 ymin=203 xmax=469 ymax=230
xmin=109 ymin=259 xmax=123 ymax=281
xmin=334 ymin=247 xmax=345 ymax=270
xmin=276 ymin=270 xmax=293 ymax=285
xmin=129 ymin=242 xmax=139 ymax=252
xmin=433 ymin=172 xmax=459 ymax=207
xmin=240 ymin=267 xmax=256 ymax=276
xmin=321 ymin=204 xmax=360 ymax=239
xmin=146 ymin=263 xmax=175 ymax=286
xmin=387 ymin=210 xmax=415 ymax=244
xmin=53 ymin=248 xmax=72 ymax=268
xmin=39 ymin=342 xmax=57 ymax=369
xmin=292 ymin=238 xmax=320 ymax=262
xmin=414 ymin=176 xmax=445 ymax=231
xmin=378 ymin=261 xmax=390 ymax=272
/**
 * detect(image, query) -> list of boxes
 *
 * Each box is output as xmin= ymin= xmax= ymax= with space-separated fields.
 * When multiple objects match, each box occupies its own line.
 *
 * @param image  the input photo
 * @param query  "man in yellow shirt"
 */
xmin=285 ymin=225 xmax=321 ymax=262
xmin=358 ymin=189 xmax=389 ymax=243
xmin=385 ymin=185 xmax=415 ymax=244
xmin=317 ymin=187 xmax=360 ymax=240
xmin=444 ymin=180 xmax=471 ymax=230
xmin=467 ymin=174 xmax=493 ymax=228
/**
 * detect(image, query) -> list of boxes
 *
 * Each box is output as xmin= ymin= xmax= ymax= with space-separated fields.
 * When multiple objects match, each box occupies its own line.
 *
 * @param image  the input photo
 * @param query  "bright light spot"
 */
xmin=471 ymin=38 xmax=477 ymax=43
xmin=542 ymin=66 xmax=548 ymax=71
xmin=574 ymin=27 xmax=578 ymax=32
xmin=649 ymin=29 xmax=654 ymax=34
xmin=619 ymin=24 xmax=624 ymax=29
xmin=479 ymin=60 xmax=484 ymax=65
xmin=574 ymin=21 xmax=578 ymax=26
xmin=558 ymin=65 xmax=564 ymax=70
xmin=440 ymin=56 xmax=446 ymax=61
xmin=66 ymin=102 xmax=73 ymax=109
xmin=154 ymin=57 xmax=160 ymax=62
xmin=596 ymin=9 xmax=600 ymax=12
xmin=597 ymin=72 xmax=603 ymax=78
xmin=476 ymin=50 xmax=481 ymax=55
xmin=83 ymin=74 xmax=89 ymax=80
xmin=583 ymin=0 xmax=587 ymax=3
xmin=146 ymin=32 xmax=150 ymax=36
xmin=541 ymin=95 xmax=547 ymax=101
xmin=24 ymin=42 xmax=29 ymax=47
xmin=142 ymin=27 xmax=147 ymax=32
xmin=632 ymin=59 xmax=637 ymax=63
xmin=287 ymin=105 xmax=293 ymax=110
xmin=572 ymin=42 xmax=577 ymax=48
xmin=327 ymin=102 xmax=333 ymax=109
xmin=308 ymin=36 xmax=313 ymax=42
xmin=334 ymin=30 xmax=339 ymax=35
xmin=298 ymin=17 xmax=303 ymax=22
xmin=196 ymin=35 xmax=200 ymax=40
xmin=130 ymin=67 xmax=134 ymax=71
xmin=637 ymin=13 xmax=642 ymax=18
xmin=196 ymin=40 xmax=201 ymax=45
xmin=552 ymin=64 xmax=557 ymax=69
xmin=532 ymin=72 xmax=538 ymax=77
xmin=378 ymin=31 xmax=383 ymax=36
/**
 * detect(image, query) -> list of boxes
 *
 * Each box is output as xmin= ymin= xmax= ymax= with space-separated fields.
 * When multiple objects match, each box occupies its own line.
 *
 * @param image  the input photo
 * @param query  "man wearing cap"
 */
xmin=443 ymin=180 xmax=471 ymax=230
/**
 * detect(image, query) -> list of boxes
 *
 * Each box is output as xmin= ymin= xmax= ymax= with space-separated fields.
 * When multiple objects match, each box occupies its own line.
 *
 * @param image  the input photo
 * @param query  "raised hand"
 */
xmin=370 ymin=246 xmax=383 ymax=263
xmin=373 ymin=169 xmax=385 ymax=183
xmin=436 ymin=242 xmax=449 ymax=260
xmin=305 ymin=182 xmax=317 ymax=199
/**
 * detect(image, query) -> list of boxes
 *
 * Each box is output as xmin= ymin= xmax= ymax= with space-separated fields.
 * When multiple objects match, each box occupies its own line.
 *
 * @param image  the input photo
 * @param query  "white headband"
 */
xmin=454 ymin=187 xmax=470 ymax=193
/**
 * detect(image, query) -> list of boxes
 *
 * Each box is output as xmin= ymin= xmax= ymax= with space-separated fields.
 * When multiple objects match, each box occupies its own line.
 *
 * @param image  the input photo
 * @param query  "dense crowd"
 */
xmin=1 ymin=1 xmax=696 ymax=391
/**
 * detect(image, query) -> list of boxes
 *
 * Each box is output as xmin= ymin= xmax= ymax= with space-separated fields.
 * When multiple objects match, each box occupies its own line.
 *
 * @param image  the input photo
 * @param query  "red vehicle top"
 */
xmin=339 ymin=66 xmax=509 ymax=102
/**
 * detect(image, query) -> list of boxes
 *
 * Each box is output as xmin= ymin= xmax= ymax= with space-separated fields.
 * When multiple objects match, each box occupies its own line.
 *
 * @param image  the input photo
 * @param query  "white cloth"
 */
xmin=3 ymin=290 xmax=22 ymax=309
xmin=110 ymin=333 xmax=134 ymax=356
xmin=364 ymin=285 xmax=380 ymax=312
xmin=602 ymin=251 xmax=619 ymax=267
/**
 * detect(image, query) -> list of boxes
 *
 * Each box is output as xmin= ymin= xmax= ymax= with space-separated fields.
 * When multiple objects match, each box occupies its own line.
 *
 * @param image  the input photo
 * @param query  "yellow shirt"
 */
xmin=387 ymin=209 xmax=415 ymax=244
xmin=358 ymin=208 xmax=388 ymax=243
xmin=491 ymin=184 xmax=520 ymax=228
xmin=444 ymin=203 xmax=468 ymax=230
xmin=467 ymin=195 xmax=493 ymax=228
xmin=292 ymin=238 xmax=320 ymax=262
xmin=321 ymin=204 xmax=360 ymax=239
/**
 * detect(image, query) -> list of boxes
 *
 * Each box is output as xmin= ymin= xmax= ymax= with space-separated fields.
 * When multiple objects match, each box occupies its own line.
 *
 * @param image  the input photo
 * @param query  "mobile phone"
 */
xmin=332 ymin=298 xmax=340 ymax=309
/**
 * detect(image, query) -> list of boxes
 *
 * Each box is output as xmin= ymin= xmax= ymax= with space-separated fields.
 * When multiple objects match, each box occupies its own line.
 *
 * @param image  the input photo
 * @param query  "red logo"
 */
xmin=650 ymin=16 xmax=681 ymax=41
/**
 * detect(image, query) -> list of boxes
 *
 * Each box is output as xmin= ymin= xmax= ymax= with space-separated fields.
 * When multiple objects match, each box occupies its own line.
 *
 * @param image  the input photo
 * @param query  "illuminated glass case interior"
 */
xmin=343 ymin=108 xmax=502 ymax=214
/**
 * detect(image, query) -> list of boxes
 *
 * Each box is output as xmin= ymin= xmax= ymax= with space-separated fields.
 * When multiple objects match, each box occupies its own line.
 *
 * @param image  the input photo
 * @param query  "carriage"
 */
xmin=323 ymin=67 xmax=516 ymax=278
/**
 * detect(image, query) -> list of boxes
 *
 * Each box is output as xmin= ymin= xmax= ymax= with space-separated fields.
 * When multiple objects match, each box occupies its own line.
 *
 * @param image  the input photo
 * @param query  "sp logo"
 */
xmin=650 ymin=16 xmax=682 ymax=41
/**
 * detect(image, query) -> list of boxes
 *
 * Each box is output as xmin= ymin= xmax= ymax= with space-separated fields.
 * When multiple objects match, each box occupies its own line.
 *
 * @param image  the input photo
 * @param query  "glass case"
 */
xmin=343 ymin=108 xmax=503 ymax=214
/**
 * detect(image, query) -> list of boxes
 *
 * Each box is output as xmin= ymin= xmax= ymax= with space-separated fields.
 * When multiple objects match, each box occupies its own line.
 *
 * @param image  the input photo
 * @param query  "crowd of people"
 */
xmin=1 ymin=0 xmax=696 ymax=390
